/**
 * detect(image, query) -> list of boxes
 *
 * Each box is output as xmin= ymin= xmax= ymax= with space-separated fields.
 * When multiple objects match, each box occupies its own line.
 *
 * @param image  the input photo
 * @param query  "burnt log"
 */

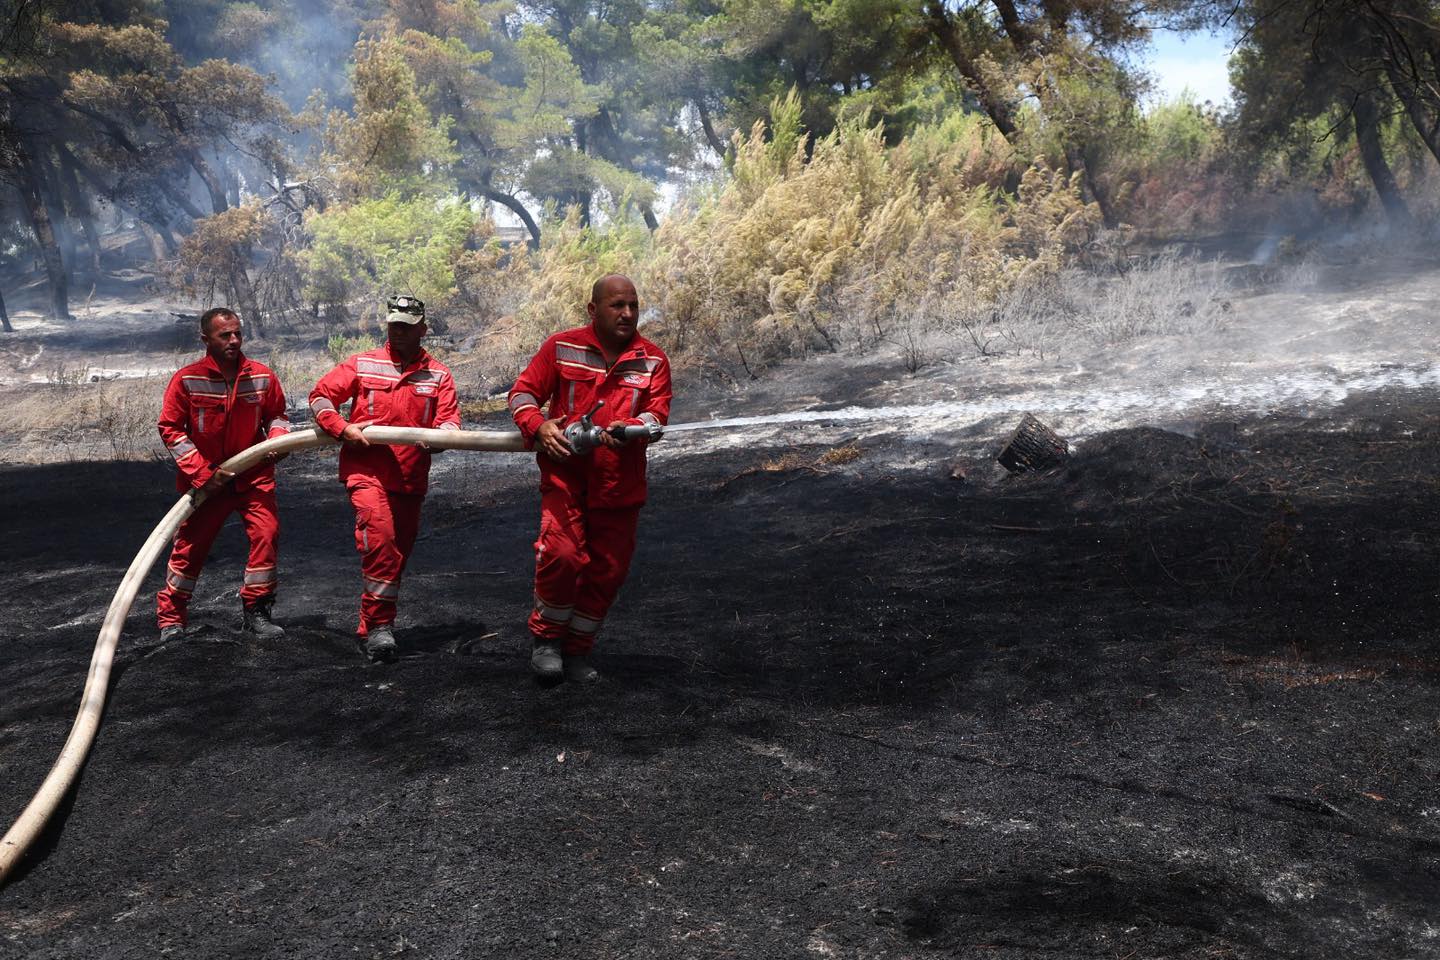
xmin=997 ymin=413 xmax=1069 ymax=474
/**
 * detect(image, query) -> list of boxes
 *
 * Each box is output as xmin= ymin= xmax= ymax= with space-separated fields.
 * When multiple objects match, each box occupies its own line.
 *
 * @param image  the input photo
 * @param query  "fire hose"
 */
xmin=0 ymin=424 xmax=527 ymax=885
xmin=0 ymin=402 xmax=848 ymax=885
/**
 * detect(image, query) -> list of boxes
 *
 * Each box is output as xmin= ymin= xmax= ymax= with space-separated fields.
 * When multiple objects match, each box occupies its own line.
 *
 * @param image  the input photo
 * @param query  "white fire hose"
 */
xmin=0 ymin=424 xmax=527 ymax=885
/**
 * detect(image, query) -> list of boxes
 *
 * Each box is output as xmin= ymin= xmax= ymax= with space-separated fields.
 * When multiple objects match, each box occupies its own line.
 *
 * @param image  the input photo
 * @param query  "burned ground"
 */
xmin=2 ymin=385 xmax=1439 ymax=959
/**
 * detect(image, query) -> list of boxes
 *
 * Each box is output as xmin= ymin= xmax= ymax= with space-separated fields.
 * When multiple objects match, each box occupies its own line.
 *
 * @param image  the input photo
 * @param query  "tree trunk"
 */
xmin=190 ymin=150 xmax=229 ymax=215
xmin=924 ymin=0 xmax=1018 ymax=139
xmin=696 ymin=99 xmax=727 ymax=157
xmin=483 ymin=187 xmax=541 ymax=249
xmin=14 ymin=159 xmax=70 ymax=320
xmin=139 ymin=222 xmax=168 ymax=263
xmin=229 ymin=253 xmax=263 ymax=335
xmin=1383 ymin=57 xmax=1440 ymax=167
xmin=222 ymin=154 xmax=241 ymax=208
xmin=640 ymin=201 xmax=659 ymax=232
xmin=990 ymin=0 xmax=1035 ymax=51
xmin=1064 ymin=142 xmax=1116 ymax=228
xmin=1353 ymin=89 xmax=1414 ymax=229
xmin=35 ymin=154 xmax=77 ymax=277
xmin=57 ymin=148 xmax=102 ymax=277
xmin=0 ymin=286 xmax=12 ymax=333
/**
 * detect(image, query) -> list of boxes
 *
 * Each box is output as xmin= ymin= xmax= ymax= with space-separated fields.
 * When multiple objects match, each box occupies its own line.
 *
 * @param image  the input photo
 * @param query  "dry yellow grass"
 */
xmin=4 ymin=378 xmax=167 ymax=463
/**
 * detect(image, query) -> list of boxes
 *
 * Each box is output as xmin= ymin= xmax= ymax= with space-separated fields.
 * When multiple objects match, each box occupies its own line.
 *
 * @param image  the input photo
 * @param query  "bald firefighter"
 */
xmin=156 ymin=307 xmax=291 ymax=642
xmin=508 ymin=274 xmax=672 ymax=684
xmin=308 ymin=296 xmax=460 ymax=663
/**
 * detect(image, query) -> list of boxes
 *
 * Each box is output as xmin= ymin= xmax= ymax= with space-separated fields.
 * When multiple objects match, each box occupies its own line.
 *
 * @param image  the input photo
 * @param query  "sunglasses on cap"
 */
xmin=387 ymin=295 xmax=425 ymax=317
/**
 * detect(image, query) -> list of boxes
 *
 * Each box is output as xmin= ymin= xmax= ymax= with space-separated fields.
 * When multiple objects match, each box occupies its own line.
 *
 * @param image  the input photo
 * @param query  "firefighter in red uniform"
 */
xmin=509 ymin=274 xmax=672 ymax=684
xmin=156 ymin=307 xmax=291 ymax=642
xmin=308 ymin=296 xmax=460 ymax=663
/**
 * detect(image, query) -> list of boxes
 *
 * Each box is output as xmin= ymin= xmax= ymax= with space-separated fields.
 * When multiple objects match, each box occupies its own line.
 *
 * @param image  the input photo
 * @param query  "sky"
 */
xmin=1141 ymin=28 xmax=1237 ymax=108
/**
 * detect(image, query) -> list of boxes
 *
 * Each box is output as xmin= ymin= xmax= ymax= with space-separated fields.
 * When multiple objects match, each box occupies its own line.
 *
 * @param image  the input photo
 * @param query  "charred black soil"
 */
xmin=3 ymin=388 xmax=1440 ymax=958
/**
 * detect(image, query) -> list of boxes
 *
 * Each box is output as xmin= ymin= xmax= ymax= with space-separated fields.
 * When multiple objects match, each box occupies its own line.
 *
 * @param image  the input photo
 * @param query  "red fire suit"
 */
xmin=508 ymin=324 xmax=672 ymax=654
xmin=309 ymin=344 xmax=460 ymax=635
xmin=156 ymin=354 xmax=290 ymax=628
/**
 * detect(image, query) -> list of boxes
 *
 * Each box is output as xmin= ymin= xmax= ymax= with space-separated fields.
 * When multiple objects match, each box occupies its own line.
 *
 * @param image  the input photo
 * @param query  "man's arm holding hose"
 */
xmin=309 ymin=357 xmax=370 ymax=448
xmin=509 ymin=339 xmax=568 ymax=460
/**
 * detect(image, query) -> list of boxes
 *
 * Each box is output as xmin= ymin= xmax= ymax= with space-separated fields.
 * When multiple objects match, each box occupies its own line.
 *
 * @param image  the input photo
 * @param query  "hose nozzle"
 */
xmin=562 ymin=401 xmax=661 ymax=454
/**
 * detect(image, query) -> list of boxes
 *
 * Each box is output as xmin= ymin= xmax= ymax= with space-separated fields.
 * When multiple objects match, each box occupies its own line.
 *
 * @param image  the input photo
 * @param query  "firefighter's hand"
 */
xmin=264 ymin=450 xmax=289 ymax=464
xmin=536 ymin=418 xmax=571 ymax=462
xmin=597 ymin=429 xmax=624 ymax=449
xmin=340 ymin=423 xmax=373 ymax=448
xmin=199 ymin=468 xmax=235 ymax=496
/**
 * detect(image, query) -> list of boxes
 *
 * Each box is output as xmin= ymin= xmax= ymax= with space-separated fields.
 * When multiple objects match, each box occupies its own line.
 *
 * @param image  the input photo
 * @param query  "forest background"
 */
xmin=4 ymin=0 xmax=1440 ymax=398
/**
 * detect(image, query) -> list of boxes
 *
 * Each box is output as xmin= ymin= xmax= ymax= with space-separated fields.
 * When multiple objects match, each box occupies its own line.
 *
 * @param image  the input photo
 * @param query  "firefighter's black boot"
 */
xmin=243 ymin=598 xmax=286 ymax=640
xmin=363 ymin=625 xmax=398 ymax=663
xmin=562 ymin=653 xmax=600 ymax=684
xmin=531 ymin=636 xmax=563 ymax=684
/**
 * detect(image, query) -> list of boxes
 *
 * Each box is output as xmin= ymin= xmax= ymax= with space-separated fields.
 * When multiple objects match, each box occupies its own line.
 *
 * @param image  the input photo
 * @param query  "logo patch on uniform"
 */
xmin=413 ymin=385 xmax=436 ymax=395
xmin=242 ymin=394 xmax=262 ymax=404
xmin=622 ymin=374 xmax=646 ymax=386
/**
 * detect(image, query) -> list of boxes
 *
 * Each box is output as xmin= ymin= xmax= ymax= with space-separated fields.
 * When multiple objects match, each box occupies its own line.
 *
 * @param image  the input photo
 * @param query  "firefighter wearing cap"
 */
xmin=308 ymin=296 xmax=460 ymax=662
xmin=156 ymin=307 xmax=291 ymax=642
xmin=508 ymin=274 xmax=672 ymax=684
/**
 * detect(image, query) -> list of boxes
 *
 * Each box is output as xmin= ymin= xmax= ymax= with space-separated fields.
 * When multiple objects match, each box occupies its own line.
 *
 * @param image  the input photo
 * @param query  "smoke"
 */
xmin=650 ymin=246 xmax=1440 ymax=465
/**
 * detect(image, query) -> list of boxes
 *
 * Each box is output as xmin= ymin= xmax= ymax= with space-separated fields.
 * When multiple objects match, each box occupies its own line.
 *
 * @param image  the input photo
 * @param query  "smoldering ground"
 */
xmin=1 ymin=250 xmax=1439 ymax=958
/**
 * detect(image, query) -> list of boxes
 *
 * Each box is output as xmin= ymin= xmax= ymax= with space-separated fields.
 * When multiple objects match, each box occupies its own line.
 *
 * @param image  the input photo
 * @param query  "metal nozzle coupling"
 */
xmin=562 ymin=401 xmax=662 ymax=454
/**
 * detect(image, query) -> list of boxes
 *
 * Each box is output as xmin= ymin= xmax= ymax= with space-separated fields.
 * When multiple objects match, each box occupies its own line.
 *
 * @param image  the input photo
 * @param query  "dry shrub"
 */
xmin=514 ymin=208 xmax=650 ymax=350
xmin=652 ymin=93 xmax=1101 ymax=376
xmin=817 ymin=444 xmax=861 ymax=465
xmin=6 ymin=378 xmax=165 ymax=462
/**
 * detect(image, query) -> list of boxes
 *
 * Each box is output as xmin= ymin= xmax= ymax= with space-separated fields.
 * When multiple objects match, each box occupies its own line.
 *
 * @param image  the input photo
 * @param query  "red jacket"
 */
xmin=158 ymin=354 xmax=290 ymax=493
xmin=308 ymin=343 xmax=461 ymax=495
xmin=508 ymin=324 xmax=672 ymax=509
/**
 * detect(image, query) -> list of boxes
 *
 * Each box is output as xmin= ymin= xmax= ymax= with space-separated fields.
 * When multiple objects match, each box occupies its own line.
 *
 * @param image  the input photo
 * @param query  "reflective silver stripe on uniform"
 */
xmin=310 ymin=397 xmax=337 ymax=416
xmin=629 ymin=388 xmax=639 ymax=416
xmin=243 ymin=566 xmax=277 ymax=585
xmin=638 ymin=411 xmax=661 ymax=427
xmin=165 ymin=567 xmax=197 ymax=595
xmin=567 ymin=381 xmax=575 ymax=408
xmin=168 ymin=437 xmax=199 ymax=460
xmin=196 ymin=408 xmax=206 ymax=432
xmin=266 ymin=417 xmax=290 ymax=434
xmin=235 ymin=376 xmax=270 ymax=395
xmin=569 ymin=612 xmax=603 ymax=635
xmin=611 ymin=357 xmax=660 ymax=376
xmin=363 ymin=577 xmax=400 ymax=599
xmin=555 ymin=342 xmax=605 ymax=371
xmin=180 ymin=377 xmax=227 ymax=396
xmin=407 ymin=369 xmax=444 ymax=384
xmin=355 ymin=359 xmax=401 ymax=379
xmin=438 ymin=421 xmax=459 ymax=430
xmin=534 ymin=593 xmax=574 ymax=624
xmin=510 ymin=392 xmax=540 ymax=413
xmin=423 ymin=397 xmax=433 ymax=423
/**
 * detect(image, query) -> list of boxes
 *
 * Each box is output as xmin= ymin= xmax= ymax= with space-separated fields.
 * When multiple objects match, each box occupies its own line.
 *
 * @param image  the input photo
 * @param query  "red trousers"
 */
xmin=528 ymin=489 xmax=641 ymax=655
xmin=157 ymin=486 xmax=279 ymax=628
xmin=348 ymin=478 xmax=424 ymax=636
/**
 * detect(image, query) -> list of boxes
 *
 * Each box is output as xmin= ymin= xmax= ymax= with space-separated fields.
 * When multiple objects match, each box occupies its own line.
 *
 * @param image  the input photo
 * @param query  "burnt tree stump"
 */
xmin=997 ymin=413 xmax=1069 ymax=474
